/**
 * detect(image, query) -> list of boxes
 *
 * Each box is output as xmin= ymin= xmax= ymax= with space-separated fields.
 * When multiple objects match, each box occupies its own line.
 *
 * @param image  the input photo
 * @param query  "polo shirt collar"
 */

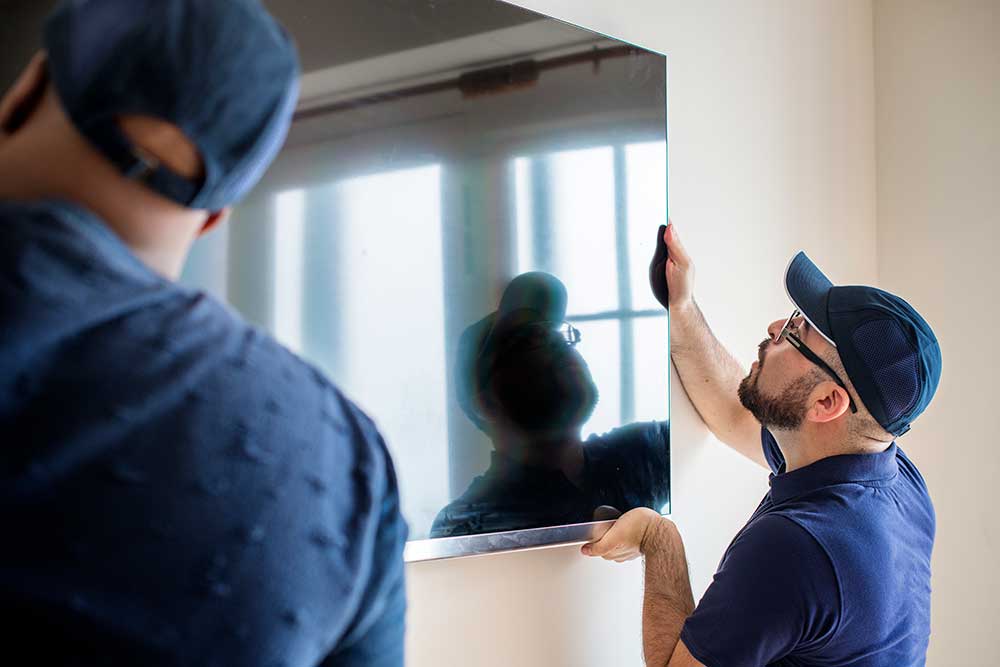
xmin=769 ymin=443 xmax=899 ymax=504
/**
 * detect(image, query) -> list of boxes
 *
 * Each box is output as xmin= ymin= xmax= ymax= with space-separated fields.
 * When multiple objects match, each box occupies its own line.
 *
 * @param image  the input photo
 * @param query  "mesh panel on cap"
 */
xmin=852 ymin=319 xmax=919 ymax=424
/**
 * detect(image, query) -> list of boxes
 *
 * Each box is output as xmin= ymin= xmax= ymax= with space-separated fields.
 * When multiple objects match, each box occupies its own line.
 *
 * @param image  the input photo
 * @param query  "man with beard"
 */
xmin=582 ymin=224 xmax=941 ymax=667
xmin=432 ymin=272 xmax=670 ymax=538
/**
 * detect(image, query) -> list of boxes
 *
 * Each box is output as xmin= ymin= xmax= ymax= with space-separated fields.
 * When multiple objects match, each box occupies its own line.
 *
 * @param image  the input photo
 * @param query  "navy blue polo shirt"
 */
xmin=681 ymin=428 xmax=935 ymax=666
xmin=0 ymin=200 xmax=408 ymax=667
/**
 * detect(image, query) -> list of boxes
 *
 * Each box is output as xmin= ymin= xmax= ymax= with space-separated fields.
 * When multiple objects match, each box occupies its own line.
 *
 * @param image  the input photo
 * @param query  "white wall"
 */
xmin=406 ymin=1 xmax=878 ymax=665
xmin=874 ymin=1 xmax=1000 ymax=664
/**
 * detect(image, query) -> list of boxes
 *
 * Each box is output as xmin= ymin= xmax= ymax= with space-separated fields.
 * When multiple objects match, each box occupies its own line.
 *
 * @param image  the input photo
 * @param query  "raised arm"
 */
xmin=661 ymin=224 xmax=766 ymax=468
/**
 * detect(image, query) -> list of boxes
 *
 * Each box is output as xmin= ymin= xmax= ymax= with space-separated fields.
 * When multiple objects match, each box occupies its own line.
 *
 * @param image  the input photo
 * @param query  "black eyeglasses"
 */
xmin=500 ymin=321 xmax=581 ymax=352
xmin=482 ymin=320 xmax=581 ymax=372
xmin=557 ymin=322 xmax=582 ymax=346
xmin=776 ymin=310 xmax=858 ymax=414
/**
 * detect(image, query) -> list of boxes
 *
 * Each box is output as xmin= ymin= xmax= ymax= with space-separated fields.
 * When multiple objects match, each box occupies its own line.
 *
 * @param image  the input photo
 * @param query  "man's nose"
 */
xmin=766 ymin=319 xmax=784 ymax=342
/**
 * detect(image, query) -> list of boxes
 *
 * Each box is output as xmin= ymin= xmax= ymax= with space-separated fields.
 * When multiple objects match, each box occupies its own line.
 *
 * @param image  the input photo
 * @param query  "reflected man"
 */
xmin=432 ymin=271 xmax=669 ymax=538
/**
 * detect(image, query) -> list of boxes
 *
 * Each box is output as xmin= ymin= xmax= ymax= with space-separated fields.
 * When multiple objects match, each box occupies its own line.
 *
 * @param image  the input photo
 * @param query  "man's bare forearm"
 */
xmin=641 ymin=518 xmax=695 ymax=666
xmin=670 ymin=300 xmax=764 ymax=465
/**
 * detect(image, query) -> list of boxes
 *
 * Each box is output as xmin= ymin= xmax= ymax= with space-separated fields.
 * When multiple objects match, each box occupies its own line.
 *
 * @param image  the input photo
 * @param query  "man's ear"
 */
xmin=0 ymin=52 xmax=49 ymax=136
xmin=198 ymin=207 xmax=231 ymax=237
xmin=808 ymin=382 xmax=852 ymax=424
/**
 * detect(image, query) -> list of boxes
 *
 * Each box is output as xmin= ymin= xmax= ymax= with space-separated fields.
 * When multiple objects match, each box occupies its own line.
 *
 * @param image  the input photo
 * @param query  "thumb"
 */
xmin=581 ymin=523 xmax=620 ymax=557
xmin=581 ymin=536 xmax=611 ymax=557
xmin=664 ymin=222 xmax=691 ymax=268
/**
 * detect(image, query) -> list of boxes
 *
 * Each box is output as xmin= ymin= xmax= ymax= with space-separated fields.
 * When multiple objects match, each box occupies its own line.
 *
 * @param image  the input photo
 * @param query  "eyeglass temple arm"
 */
xmin=787 ymin=335 xmax=859 ymax=414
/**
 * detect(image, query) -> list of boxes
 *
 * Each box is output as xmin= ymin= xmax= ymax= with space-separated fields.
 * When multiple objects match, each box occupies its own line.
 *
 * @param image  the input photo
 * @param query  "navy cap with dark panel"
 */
xmin=785 ymin=252 xmax=942 ymax=437
xmin=43 ymin=0 xmax=300 ymax=211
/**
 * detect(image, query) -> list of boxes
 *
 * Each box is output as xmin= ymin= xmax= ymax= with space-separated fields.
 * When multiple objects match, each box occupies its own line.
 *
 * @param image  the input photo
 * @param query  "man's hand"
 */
xmin=580 ymin=507 xmax=664 ymax=562
xmin=663 ymin=222 xmax=695 ymax=312
xmin=581 ymin=508 xmax=696 ymax=666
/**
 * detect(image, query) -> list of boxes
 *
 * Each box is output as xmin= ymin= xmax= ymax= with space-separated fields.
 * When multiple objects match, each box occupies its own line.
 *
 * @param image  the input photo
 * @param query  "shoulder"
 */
xmin=731 ymin=513 xmax=833 ymax=569
xmin=211 ymin=321 xmax=387 ymax=452
xmin=722 ymin=513 xmax=842 ymax=613
xmin=0 ymin=199 xmax=142 ymax=268
xmin=729 ymin=513 xmax=842 ymax=618
xmin=586 ymin=420 xmax=668 ymax=457
xmin=682 ymin=514 xmax=840 ymax=663
xmin=0 ymin=200 xmax=165 ymax=308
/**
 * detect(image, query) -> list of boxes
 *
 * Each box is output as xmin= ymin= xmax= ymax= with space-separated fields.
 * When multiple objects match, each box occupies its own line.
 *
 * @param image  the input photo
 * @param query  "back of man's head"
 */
xmin=44 ymin=0 xmax=299 ymax=210
xmin=0 ymin=0 xmax=300 ymax=275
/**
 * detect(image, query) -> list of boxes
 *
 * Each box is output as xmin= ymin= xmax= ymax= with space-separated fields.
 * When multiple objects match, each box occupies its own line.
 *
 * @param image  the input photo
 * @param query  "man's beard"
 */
xmin=737 ymin=338 xmax=821 ymax=430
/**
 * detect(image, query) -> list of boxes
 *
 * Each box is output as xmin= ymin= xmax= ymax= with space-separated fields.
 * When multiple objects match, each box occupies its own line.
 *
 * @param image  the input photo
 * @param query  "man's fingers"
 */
xmin=581 ymin=537 xmax=613 ymax=557
xmin=581 ymin=529 xmax=624 ymax=558
xmin=583 ymin=543 xmax=640 ymax=563
xmin=664 ymin=222 xmax=691 ymax=268
xmin=582 ymin=537 xmax=639 ymax=562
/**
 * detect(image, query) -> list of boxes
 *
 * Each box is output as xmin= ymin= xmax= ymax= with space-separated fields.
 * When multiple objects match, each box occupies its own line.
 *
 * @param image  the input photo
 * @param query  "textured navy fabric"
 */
xmin=0 ymin=200 xmax=407 ymax=666
xmin=680 ymin=428 xmax=934 ymax=667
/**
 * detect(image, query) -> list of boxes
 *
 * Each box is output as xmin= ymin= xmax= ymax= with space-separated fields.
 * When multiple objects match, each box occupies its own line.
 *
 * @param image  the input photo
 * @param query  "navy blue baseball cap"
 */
xmin=785 ymin=251 xmax=942 ymax=437
xmin=43 ymin=0 xmax=300 ymax=211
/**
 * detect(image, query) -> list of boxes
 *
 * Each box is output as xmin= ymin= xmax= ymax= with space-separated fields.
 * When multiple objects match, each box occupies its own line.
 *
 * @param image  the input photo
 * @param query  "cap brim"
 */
xmin=784 ymin=251 xmax=836 ymax=346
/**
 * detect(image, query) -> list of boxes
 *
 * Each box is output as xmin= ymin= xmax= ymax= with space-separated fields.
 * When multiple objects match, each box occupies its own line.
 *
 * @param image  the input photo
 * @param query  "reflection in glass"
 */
xmin=627 ymin=141 xmax=669 ymax=314
xmin=179 ymin=0 xmax=669 ymax=547
xmin=514 ymin=141 xmax=669 ymax=436
xmin=273 ymin=189 xmax=306 ymax=354
xmin=334 ymin=165 xmax=449 ymax=532
xmin=432 ymin=273 xmax=668 ymax=538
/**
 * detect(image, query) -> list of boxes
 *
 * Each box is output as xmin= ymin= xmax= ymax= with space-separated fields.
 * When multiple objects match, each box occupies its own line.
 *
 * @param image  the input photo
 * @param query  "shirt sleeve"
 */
xmin=680 ymin=514 xmax=840 ymax=667
xmin=761 ymin=427 xmax=785 ymax=473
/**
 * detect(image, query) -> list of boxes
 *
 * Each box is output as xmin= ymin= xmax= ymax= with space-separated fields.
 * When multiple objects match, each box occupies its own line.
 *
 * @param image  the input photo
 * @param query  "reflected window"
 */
xmin=266 ymin=165 xmax=449 ymax=534
xmin=514 ymin=141 xmax=668 ymax=436
xmin=273 ymin=189 xmax=307 ymax=354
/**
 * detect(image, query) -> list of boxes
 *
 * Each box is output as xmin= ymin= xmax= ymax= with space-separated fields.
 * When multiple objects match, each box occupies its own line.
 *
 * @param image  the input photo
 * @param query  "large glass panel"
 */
xmin=575 ymin=318 xmax=622 ymax=437
xmin=273 ymin=189 xmax=307 ymax=354
xmin=180 ymin=0 xmax=668 ymax=555
xmin=627 ymin=141 xmax=669 ymax=314
xmin=334 ymin=165 xmax=449 ymax=533
xmin=633 ymin=316 xmax=671 ymax=420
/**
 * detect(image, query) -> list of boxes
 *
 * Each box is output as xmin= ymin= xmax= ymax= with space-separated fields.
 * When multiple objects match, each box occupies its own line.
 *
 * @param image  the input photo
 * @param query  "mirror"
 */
xmin=181 ymin=0 xmax=669 ymax=559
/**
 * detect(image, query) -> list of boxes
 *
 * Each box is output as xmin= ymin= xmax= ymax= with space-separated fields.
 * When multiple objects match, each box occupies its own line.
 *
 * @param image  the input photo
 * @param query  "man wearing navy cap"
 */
xmin=584 ymin=224 xmax=941 ymax=667
xmin=0 ymin=1 xmax=406 ymax=666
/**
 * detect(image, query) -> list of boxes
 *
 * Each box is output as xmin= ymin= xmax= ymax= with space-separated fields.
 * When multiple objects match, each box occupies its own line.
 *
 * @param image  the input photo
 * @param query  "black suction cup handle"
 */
xmin=649 ymin=224 xmax=669 ymax=309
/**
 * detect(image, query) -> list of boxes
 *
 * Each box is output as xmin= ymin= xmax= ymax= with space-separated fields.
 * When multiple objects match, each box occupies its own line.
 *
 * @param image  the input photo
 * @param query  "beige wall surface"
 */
xmin=406 ymin=1 xmax=878 ymax=665
xmin=874 ymin=0 xmax=1000 ymax=664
